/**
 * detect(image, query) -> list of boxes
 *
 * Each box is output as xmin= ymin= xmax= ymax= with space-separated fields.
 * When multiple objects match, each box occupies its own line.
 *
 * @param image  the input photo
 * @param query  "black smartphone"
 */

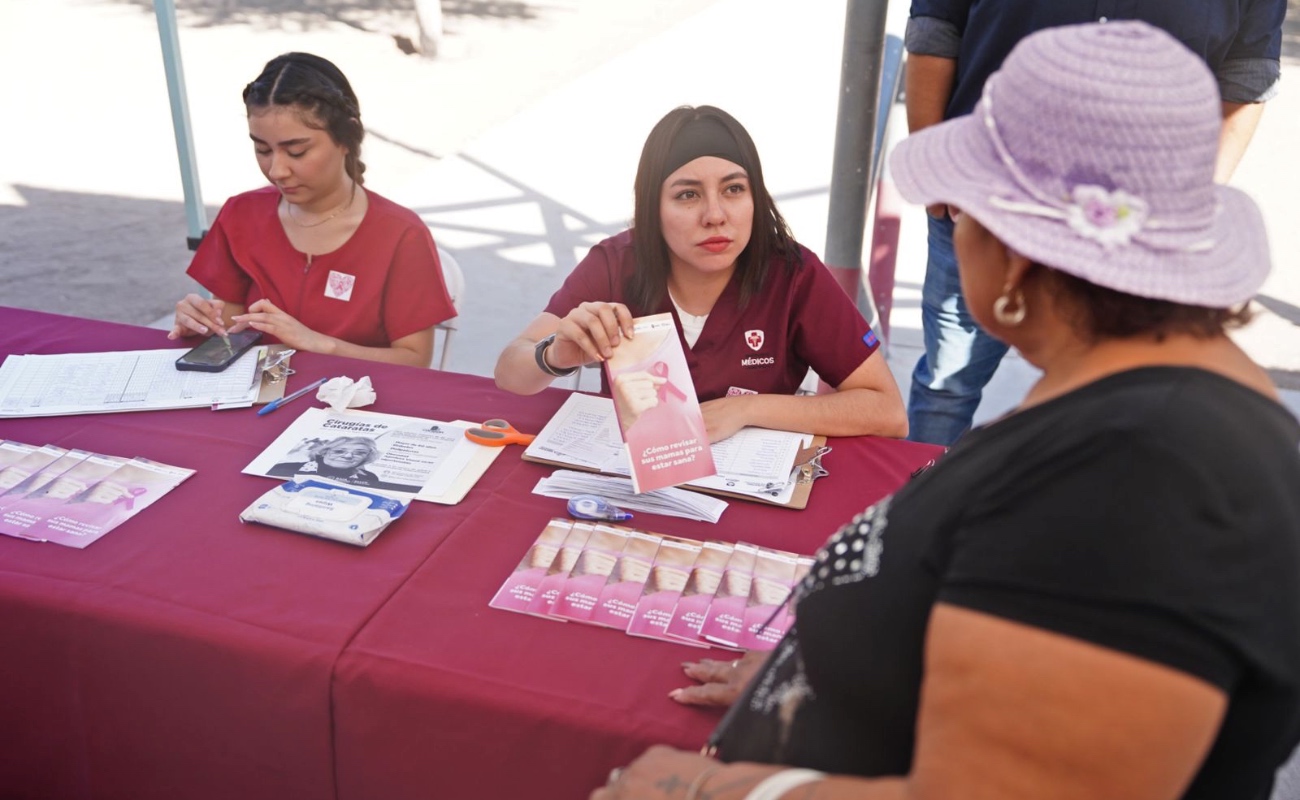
xmin=175 ymin=330 xmax=264 ymax=372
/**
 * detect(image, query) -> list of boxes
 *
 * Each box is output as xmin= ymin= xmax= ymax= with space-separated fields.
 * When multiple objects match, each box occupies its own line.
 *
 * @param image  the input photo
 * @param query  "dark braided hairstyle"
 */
xmin=243 ymin=52 xmax=367 ymax=185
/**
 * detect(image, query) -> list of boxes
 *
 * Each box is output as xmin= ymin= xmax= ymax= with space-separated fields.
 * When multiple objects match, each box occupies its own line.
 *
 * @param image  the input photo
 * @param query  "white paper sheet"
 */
xmin=523 ymin=393 xmax=808 ymax=501
xmin=0 ymin=349 xmax=262 ymax=417
xmin=243 ymin=407 xmax=490 ymax=504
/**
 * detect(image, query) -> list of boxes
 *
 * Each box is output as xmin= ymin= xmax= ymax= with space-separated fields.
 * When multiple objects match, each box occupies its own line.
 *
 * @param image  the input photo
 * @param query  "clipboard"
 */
xmin=521 ymin=435 xmax=829 ymax=511
xmin=681 ymin=436 xmax=828 ymax=510
xmin=414 ymin=420 xmax=508 ymax=505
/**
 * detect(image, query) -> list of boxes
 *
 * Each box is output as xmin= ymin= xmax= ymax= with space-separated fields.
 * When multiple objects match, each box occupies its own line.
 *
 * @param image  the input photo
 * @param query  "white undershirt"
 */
xmin=669 ymin=293 xmax=709 ymax=349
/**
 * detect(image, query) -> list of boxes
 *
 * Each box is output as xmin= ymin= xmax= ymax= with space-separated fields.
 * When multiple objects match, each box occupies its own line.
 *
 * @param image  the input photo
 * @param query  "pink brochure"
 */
xmin=737 ymin=547 xmax=802 ymax=651
xmin=605 ymin=313 xmax=715 ymax=493
xmin=0 ymin=449 xmax=91 ymax=513
xmin=0 ymin=453 xmax=128 ymax=539
xmin=756 ymin=555 xmax=813 ymax=645
xmin=588 ymin=530 xmax=662 ymax=630
xmin=28 ymin=457 xmax=195 ymax=549
xmin=664 ymin=540 xmax=735 ymax=645
xmin=627 ymin=535 xmax=706 ymax=646
xmin=0 ymin=441 xmax=38 ymax=473
xmin=551 ymin=524 xmax=632 ymax=623
xmin=490 ymin=518 xmax=574 ymax=614
xmin=524 ymin=521 xmax=594 ymax=618
xmin=698 ymin=542 xmax=760 ymax=649
xmin=0 ymin=445 xmax=70 ymax=496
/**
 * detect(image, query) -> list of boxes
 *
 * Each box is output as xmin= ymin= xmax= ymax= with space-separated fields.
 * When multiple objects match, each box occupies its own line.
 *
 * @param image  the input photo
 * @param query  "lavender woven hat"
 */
xmin=889 ymin=20 xmax=1270 ymax=307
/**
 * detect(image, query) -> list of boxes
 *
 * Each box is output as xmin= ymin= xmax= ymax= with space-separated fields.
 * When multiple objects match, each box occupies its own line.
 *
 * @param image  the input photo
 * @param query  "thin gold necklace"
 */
xmin=285 ymin=190 xmax=355 ymax=229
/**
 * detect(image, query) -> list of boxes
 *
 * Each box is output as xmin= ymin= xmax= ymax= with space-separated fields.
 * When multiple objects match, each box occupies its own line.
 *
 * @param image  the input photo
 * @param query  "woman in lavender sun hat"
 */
xmin=591 ymin=21 xmax=1300 ymax=800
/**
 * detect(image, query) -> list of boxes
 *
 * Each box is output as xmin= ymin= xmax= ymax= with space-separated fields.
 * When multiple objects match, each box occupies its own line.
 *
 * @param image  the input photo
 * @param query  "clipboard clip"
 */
xmin=794 ymin=445 xmax=831 ymax=485
xmin=261 ymin=349 xmax=297 ymax=384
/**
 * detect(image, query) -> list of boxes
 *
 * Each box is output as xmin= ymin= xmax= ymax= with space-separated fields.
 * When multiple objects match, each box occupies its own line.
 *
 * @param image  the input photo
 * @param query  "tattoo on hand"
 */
xmin=654 ymin=775 xmax=687 ymax=796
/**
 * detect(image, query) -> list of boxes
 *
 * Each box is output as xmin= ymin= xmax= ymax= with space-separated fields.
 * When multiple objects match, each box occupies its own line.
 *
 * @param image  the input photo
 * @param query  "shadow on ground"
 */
xmin=0 ymin=186 xmax=208 ymax=325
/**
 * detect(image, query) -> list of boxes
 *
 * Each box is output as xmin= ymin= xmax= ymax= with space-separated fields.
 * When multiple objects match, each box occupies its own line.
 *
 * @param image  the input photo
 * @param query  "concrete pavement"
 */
xmin=380 ymin=0 xmax=1300 ymax=419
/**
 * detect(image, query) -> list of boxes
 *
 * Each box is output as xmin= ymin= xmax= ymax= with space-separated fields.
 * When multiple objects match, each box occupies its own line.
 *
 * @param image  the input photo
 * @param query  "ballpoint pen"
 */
xmin=257 ymin=377 xmax=329 ymax=416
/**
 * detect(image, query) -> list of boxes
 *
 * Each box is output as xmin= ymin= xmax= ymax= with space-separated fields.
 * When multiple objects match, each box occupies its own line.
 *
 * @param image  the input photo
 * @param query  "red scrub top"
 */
xmin=188 ymin=186 xmax=454 ymax=348
xmin=544 ymin=230 xmax=880 ymax=402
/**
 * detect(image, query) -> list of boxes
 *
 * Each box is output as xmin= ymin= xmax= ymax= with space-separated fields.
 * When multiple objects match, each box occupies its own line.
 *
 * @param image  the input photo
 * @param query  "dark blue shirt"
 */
xmin=908 ymin=0 xmax=1284 ymax=118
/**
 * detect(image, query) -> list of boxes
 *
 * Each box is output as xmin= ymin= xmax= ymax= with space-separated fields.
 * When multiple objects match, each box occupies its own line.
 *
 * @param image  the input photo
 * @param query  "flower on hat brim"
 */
xmin=1065 ymin=185 xmax=1149 ymax=249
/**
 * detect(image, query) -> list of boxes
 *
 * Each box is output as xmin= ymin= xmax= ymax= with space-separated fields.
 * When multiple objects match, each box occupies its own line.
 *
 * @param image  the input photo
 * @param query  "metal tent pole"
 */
xmin=153 ymin=0 xmax=207 ymax=251
xmin=823 ymin=0 xmax=890 ymax=328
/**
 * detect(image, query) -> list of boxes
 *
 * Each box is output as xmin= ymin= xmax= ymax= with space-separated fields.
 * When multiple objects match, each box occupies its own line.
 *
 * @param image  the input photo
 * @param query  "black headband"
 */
xmin=660 ymin=116 xmax=748 ymax=183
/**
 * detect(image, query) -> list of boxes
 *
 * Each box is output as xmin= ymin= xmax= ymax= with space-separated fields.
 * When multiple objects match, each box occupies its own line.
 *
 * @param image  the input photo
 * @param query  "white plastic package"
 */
xmin=239 ymin=478 xmax=409 ymax=547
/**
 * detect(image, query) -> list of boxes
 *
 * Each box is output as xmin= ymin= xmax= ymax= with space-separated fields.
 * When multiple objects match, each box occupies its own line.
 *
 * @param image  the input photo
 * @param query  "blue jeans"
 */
xmin=907 ymin=215 xmax=1009 ymax=446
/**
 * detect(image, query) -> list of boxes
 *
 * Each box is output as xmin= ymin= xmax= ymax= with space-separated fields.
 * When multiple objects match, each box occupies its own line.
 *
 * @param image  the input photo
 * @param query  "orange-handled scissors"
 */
xmin=465 ymin=418 xmax=536 ymax=447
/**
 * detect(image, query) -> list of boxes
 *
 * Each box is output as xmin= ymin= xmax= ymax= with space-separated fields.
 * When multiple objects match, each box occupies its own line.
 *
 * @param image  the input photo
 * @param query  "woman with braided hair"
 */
xmin=169 ymin=52 xmax=454 ymax=367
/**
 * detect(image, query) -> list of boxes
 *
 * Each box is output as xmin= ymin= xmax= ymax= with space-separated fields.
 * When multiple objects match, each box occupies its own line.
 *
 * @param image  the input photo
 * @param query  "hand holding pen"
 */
xmin=257 ymin=377 xmax=329 ymax=416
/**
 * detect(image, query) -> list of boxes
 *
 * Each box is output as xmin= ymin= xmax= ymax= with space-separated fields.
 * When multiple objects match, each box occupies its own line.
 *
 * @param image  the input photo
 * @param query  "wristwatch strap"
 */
xmin=534 ymin=334 xmax=579 ymax=377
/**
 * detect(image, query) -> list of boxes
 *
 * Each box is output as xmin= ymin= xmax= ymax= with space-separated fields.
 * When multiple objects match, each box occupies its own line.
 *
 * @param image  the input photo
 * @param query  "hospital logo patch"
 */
xmin=745 ymin=329 xmax=765 ymax=351
xmin=325 ymin=271 xmax=356 ymax=302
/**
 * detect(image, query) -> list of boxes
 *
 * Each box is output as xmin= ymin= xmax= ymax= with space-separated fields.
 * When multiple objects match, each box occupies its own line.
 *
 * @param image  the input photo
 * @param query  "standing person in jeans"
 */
xmin=903 ymin=0 xmax=1285 ymax=446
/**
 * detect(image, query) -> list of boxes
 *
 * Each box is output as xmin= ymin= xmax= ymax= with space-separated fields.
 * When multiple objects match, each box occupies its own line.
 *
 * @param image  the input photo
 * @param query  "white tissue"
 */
xmin=317 ymin=376 xmax=376 ymax=410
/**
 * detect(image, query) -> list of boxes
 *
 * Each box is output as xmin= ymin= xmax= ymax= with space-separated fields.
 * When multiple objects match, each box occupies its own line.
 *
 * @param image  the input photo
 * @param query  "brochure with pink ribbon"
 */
xmin=524 ymin=521 xmax=595 ymax=618
xmin=605 ymin=313 xmax=716 ymax=493
xmin=552 ymin=524 xmax=631 ymax=624
xmin=0 ymin=453 xmax=128 ymax=539
xmin=626 ymin=536 xmax=706 ymax=645
xmin=588 ymin=530 xmax=662 ymax=630
xmin=489 ymin=518 xmax=574 ymax=614
xmin=737 ymin=549 xmax=803 ymax=651
xmin=25 ymin=457 xmax=195 ymax=549
xmin=663 ymin=540 xmax=735 ymax=645
xmin=697 ymin=542 xmax=760 ymax=649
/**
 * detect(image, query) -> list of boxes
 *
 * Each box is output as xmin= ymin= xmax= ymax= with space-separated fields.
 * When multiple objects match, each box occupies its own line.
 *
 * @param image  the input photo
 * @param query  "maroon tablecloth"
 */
xmin=0 ymin=306 xmax=943 ymax=799
xmin=330 ymin=427 xmax=942 ymax=799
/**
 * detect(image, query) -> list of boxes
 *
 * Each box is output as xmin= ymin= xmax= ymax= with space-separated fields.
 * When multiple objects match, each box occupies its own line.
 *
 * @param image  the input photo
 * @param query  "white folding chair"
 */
xmin=432 ymin=247 xmax=464 ymax=371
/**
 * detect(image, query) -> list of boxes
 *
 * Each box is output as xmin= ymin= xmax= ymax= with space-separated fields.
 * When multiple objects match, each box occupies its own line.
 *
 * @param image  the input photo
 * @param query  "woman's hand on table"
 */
xmin=669 ymin=652 xmax=765 ymax=707
xmin=169 ymin=293 xmax=243 ymax=340
xmin=700 ymin=395 xmax=753 ymax=443
xmin=591 ymin=746 xmax=724 ymax=800
xmin=552 ymin=301 xmax=636 ymax=367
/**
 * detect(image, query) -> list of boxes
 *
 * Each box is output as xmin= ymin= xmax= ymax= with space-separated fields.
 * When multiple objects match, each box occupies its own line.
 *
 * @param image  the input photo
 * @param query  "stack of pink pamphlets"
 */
xmin=0 ymin=439 xmax=194 ymax=548
xmin=490 ymin=518 xmax=811 ymax=652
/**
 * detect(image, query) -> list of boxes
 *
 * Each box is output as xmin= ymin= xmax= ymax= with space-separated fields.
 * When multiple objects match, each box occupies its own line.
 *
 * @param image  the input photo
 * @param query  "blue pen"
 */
xmin=257 ymin=377 xmax=329 ymax=416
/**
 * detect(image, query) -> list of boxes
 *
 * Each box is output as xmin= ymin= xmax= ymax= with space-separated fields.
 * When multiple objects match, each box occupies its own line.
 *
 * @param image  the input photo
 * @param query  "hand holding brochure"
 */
xmin=522 ymin=393 xmax=823 ymax=509
xmin=605 ymin=313 xmax=715 ymax=493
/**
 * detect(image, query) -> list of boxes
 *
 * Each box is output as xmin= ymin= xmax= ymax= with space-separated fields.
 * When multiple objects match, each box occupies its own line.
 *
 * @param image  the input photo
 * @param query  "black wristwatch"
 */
xmin=534 ymin=334 xmax=579 ymax=377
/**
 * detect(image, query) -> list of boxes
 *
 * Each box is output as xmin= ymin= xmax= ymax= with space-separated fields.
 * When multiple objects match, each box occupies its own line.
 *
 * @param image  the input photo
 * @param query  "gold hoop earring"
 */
xmin=993 ymin=290 xmax=1027 ymax=326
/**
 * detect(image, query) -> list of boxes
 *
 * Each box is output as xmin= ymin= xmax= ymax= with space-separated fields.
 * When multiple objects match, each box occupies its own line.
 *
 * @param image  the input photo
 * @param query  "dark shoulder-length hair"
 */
xmin=628 ymin=105 xmax=798 ymax=312
xmin=1039 ymin=265 xmax=1252 ymax=341
xmin=243 ymin=52 xmax=367 ymax=185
